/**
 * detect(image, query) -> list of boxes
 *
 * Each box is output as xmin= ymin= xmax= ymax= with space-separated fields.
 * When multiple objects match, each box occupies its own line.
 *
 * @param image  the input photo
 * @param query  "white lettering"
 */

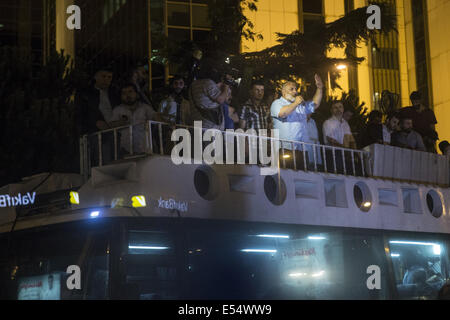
xmin=66 ymin=265 xmax=81 ymax=290
xmin=171 ymin=128 xmax=192 ymax=165
xmin=0 ymin=192 xmax=36 ymax=207
xmin=0 ymin=195 xmax=6 ymax=207
xmin=367 ymin=4 xmax=381 ymax=30
xmin=158 ymin=197 xmax=188 ymax=212
xmin=171 ymin=122 xmax=281 ymax=176
xmin=66 ymin=5 xmax=81 ymax=30
xmin=203 ymin=129 xmax=224 ymax=165
xmin=27 ymin=192 xmax=36 ymax=204
xmin=14 ymin=194 xmax=22 ymax=206
xmin=193 ymin=122 xmax=203 ymax=165
xmin=366 ymin=265 xmax=381 ymax=290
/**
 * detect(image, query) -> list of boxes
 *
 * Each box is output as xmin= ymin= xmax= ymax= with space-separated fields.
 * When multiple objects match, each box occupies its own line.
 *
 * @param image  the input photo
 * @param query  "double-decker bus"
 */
xmin=1 ymin=122 xmax=449 ymax=300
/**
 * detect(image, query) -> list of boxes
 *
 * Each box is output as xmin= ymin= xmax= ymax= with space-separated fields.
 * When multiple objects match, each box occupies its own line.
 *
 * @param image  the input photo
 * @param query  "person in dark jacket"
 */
xmin=361 ymin=110 xmax=384 ymax=148
xmin=75 ymin=66 xmax=120 ymax=135
xmin=75 ymin=66 xmax=120 ymax=166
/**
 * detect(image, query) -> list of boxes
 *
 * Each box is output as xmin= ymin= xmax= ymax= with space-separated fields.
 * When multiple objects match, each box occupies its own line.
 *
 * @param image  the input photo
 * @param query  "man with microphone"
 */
xmin=271 ymin=74 xmax=324 ymax=170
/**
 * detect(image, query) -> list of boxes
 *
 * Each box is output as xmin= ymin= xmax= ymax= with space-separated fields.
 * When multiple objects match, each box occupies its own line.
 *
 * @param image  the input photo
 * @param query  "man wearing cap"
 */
xmin=399 ymin=91 xmax=438 ymax=153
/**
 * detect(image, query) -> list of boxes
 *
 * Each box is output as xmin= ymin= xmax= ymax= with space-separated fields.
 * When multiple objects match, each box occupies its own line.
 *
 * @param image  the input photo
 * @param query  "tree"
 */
xmin=0 ymin=47 xmax=88 ymax=186
xmin=231 ymin=3 xmax=397 ymax=95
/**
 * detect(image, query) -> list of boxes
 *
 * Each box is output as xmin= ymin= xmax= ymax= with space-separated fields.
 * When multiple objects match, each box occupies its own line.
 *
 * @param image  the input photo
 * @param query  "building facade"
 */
xmin=2 ymin=0 xmax=449 ymax=142
xmin=243 ymin=0 xmax=450 ymax=144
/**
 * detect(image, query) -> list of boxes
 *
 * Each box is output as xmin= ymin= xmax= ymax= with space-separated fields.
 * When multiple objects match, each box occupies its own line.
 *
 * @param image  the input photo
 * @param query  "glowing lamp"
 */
xmin=132 ymin=195 xmax=147 ymax=208
xmin=69 ymin=191 xmax=80 ymax=205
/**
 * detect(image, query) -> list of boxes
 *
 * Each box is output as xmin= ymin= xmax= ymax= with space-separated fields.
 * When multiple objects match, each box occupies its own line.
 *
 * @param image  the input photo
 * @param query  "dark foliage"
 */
xmin=0 ymin=47 xmax=88 ymax=186
xmin=231 ymin=2 xmax=397 ymax=94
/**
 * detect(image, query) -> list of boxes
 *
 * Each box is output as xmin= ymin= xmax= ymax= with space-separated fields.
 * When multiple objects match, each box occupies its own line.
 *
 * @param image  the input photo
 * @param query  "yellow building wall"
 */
xmin=397 ymin=0 xmax=415 ymax=108
xmin=324 ymin=0 xmax=349 ymax=96
xmin=427 ymin=0 xmax=450 ymax=143
xmin=241 ymin=0 xmax=300 ymax=52
xmin=241 ymin=0 xmax=449 ymax=144
xmin=402 ymin=0 xmax=418 ymax=105
xmin=350 ymin=0 xmax=373 ymax=110
xmin=55 ymin=0 xmax=75 ymax=59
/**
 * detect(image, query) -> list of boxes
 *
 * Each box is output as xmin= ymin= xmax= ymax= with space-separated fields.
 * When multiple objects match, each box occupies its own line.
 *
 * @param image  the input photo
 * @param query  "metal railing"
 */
xmin=80 ymin=121 xmax=371 ymax=180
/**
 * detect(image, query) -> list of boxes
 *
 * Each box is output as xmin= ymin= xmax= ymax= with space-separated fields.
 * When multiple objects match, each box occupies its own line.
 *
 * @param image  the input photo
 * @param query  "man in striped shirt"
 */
xmin=239 ymin=81 xmax=272 ymax=131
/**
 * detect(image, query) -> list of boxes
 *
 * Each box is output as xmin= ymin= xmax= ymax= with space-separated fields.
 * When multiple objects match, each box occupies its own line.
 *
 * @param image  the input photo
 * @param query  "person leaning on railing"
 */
xmin=391 ymin=115 xmax=426 ymax=152
xmin=323 ymin=101 xmax=357 ymax=149
xmin=322 ymin=101 xmax=358 ymax=174
xmin=109 ymin=83 xmax=160 ymax=157
xmin=75 ymin=65 xmax=121 ymax=167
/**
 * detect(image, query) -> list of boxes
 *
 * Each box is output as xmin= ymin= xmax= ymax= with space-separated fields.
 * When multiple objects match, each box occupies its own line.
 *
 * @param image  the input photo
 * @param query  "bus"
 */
xmin=1 ymin=123 xmax=449 ymax=300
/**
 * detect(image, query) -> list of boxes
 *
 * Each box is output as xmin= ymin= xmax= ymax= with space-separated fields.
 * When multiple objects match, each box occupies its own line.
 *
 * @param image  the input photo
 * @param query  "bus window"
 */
xmin=388 ymin=238 xmax=448 ymax=299
xmin=3 ymin=222 xmax=110 ymax=300
xmin=184 ymin=222 xmax=389 ymax=300
xmin=122 ymin=230 xmax=179 ymax=300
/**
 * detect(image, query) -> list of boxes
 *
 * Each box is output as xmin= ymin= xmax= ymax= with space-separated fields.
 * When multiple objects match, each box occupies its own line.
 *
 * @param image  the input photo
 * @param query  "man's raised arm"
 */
xmin=312 ymin=74 xmax=324 ymax=109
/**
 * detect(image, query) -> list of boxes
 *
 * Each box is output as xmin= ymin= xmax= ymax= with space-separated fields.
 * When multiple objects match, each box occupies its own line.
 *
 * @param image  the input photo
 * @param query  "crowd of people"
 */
xmin=75 ymin=58 xmax=449 ymax=168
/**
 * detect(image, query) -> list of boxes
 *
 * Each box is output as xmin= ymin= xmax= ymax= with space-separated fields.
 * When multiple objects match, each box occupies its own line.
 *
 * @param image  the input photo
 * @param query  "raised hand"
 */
xmin=315 ymin=74 xmax=324 ymax=90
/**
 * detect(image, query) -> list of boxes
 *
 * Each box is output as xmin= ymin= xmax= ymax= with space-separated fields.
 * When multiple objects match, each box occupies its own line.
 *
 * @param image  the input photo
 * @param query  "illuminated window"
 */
xmin=163 ymin=0 xmax=212 ymax=80
xmin=300 ymin=0 xmax=324 ymax=34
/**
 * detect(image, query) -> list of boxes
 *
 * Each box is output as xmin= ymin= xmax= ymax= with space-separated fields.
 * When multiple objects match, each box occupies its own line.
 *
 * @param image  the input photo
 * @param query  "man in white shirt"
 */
xmin=323 ymin=101 xmax=356 ymax=149
xmin=322 ymin=101 xmax=357 ymax=174
xmin=111 ymin=83 xmax=156 ymax=155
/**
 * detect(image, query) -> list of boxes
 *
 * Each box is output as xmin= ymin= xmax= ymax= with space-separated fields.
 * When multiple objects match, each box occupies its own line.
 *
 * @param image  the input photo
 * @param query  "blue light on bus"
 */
xmin=90 ymin=211 xmax=100 ymax=218
xmin=389 ymin=241 xmax=441 ymax=255
xmin=128 ymin=246 xmax=169 ymax=250
xmin=311 ymin=270 xmax=325 ymax=277
xmin=391 ymin=253 xmax=400 ymax=257
xmin=241 ymin=249 xmax=277 ymax=253
xmin=308 ymin=236 xmax=326 ymax=240
xmin=289 ymin=272 xmax=307 ymax=277
xmin=256 ymin=234 xmax=290 ymax=239
xmin=289 ymin=270 xmax=325 ymax=278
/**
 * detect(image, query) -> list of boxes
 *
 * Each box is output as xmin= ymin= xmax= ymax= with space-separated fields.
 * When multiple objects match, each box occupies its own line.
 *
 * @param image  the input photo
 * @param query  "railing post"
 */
xmin=332 ymin=147 xmax=337 ymax=174
xmin=351 ymin=151 xmax=356 ymax=176
xmin=360 ymin=151 xmax=366 ymax=177
xmin=79 ymin=136 xmax=88 ymax=180
xmin=98 ymin=133 xmax=103 ymax=167
xmin=302 ymin=143 xmax=307 ymax=172
xmin=114 ymin=129 xmax=118 ymax=161
xmin=313 ymin=144 xmax=318 ymax=172
xmin=129 ymin=125 xmax=134 ymax=155
xmin=149 ymin=121 xmax=154 ymax=155
xmin=159 ymin=123 xmax=164 ymax=155
xmin=322 ymin=146 xmax=327 ymax=173
xmin=292 ymin=142 xmax=297 ymax=171
xmin=342 ymin=149 xmax=347 ymax=175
